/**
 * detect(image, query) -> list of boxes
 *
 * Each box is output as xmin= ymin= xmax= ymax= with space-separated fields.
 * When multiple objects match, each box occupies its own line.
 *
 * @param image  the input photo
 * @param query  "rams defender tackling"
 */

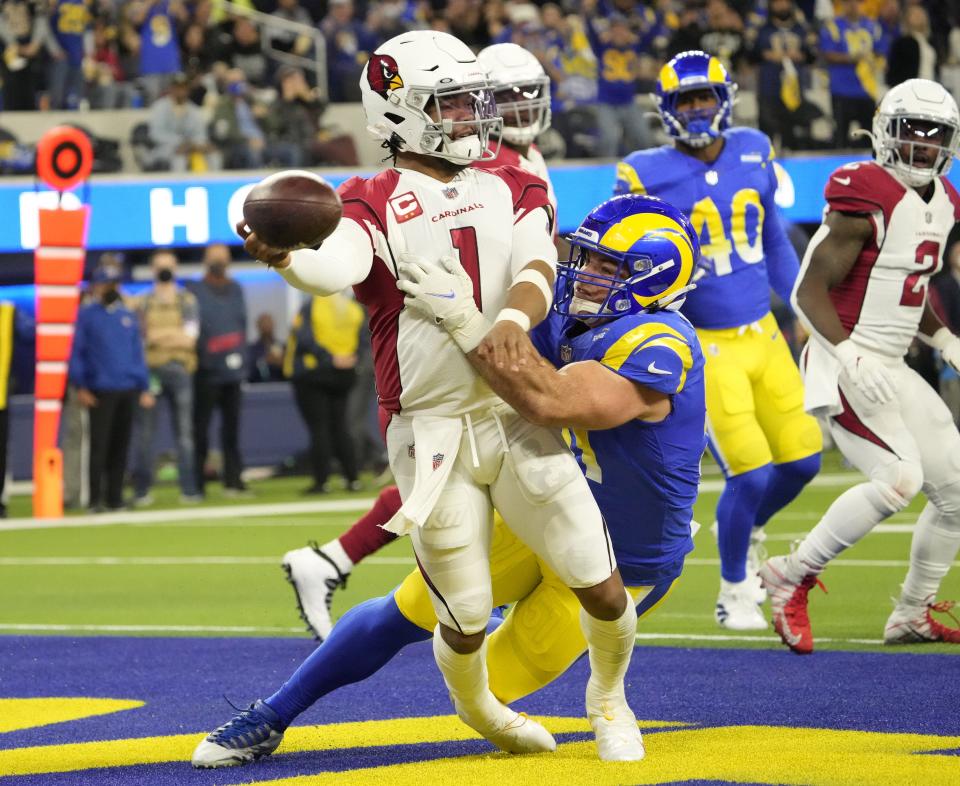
xmin=192 ymin=195 xmax=706 ymax=769
xmin=615 ymin=51 xmax=822 ymax=630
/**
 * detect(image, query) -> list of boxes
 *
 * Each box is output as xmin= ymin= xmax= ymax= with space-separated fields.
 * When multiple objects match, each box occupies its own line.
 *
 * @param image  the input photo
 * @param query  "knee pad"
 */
xmin=774 ymin=415 xmax=824 ymax=465
xmin=440 ymin=587 xmax=493 ymax=636
xmin=870 ymin=459 xmax=923 ymax=513
xmin=709 ymin=426 xmax=772 ymax=477
xmin=926 ymin=478 xmax=960 ymax=520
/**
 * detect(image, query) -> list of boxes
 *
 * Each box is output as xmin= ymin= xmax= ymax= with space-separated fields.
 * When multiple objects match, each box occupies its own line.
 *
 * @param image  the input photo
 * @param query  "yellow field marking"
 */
xmin=0 ymin=715 xmax=685 ymax=777
xmin=0 ymin=698 xmax=144 ymax=734
xmin=246 ymin=726 xmax=960 ymax=786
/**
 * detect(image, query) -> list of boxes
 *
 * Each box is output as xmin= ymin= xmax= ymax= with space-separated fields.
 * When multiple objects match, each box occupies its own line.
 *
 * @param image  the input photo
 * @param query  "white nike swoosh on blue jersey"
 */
xmin=647 ymin=361 xmax=671 ymax=375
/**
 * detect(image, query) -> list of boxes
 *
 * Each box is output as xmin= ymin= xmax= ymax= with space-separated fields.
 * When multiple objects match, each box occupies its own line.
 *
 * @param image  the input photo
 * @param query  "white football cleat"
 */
xmin=455 ymin=699 xmax=556 ymax=754
xmin=281 ymin=543 xmax=348 ymax=641
xmin=715 ymin=580 xmax=767 ymax=631
xmin=588 ymin=699 xmax=645 ymax=762
xmin=710 ymin=522 xmax=767 ymax=605
xmin=191 ymin=700 xmax=284 ymax=768
xmin=884 ymin=597 xmax=960 ymax=644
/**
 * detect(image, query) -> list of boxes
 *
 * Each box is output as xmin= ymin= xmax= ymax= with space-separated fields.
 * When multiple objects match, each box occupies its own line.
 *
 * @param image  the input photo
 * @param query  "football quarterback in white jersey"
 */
xmin=759 ymin=79 xmax=960 ymax=654
xmin=234 ymin=31 xmax=644 ymax=762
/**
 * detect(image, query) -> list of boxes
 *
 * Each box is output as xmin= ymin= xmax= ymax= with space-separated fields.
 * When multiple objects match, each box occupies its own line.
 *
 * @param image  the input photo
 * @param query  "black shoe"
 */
xmin=301 ymin=483 xmax=330 ymax=496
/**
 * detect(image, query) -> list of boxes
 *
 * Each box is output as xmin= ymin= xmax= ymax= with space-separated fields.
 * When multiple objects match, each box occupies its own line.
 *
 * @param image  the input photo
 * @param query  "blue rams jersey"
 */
xmin=532 ymin=309 xmax=706 ymax=586
xmin=139 ymin=1 xmax=180 ymax=75
xmin=614 ymin=128 xmax=799 ymax=330
xmin=51 ymin=0 xmax=91 ymax=66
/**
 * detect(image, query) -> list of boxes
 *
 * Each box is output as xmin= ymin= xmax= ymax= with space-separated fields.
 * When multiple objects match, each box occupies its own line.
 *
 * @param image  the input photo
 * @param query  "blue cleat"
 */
xmin=191 ymin=699 xmax=285 ymax=768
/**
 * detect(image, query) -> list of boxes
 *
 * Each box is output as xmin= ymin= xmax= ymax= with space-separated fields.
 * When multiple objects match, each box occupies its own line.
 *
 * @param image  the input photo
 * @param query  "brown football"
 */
xmin=242 ymin=170 xmax=342 ymax=250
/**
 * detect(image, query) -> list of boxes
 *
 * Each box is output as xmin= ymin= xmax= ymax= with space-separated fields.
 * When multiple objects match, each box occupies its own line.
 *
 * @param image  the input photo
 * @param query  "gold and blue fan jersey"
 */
xmin=531 ymin=308 xmax=706 ymax=586
xmin=614 ymin=127 xmax=800 ymax=330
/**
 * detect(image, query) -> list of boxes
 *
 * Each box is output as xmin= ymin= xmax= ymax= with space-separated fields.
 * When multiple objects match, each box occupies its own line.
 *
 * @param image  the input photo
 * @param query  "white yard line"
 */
xmin=633 ymin=632 xmax=884 ymax=645
xmin=763 ymin=524 xmax=916 ymax=540
xmin=0 ymin=556 xmax=414 ymax=566
xmin=0 ymin=622 xmax=883 ymax=645
xmin=0 ymin=497 xmax=381 ymax=532
xmin=1 ymin=555 xmax=949 ymax=568
xmin=0 ymin=623 xmax=304 ymax=634
xmin=0 ymin=473 xmax=866 ymax=533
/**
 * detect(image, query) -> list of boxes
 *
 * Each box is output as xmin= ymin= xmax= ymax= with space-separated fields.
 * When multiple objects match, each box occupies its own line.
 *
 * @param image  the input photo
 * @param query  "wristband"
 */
xmin=495 ymin=308 xmax=532 ymax=332
xmin=511 ymin=268 xmax=554 ymax=307
xmin=922 ymin=326 xmax=954 ymax=351
xmin=449 ymin=311 xmax=491 ymax=354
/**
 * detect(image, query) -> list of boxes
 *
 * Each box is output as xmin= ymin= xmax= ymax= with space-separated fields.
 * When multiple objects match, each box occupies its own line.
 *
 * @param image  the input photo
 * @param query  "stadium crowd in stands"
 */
xmin=1 ymin=0 xmax=959 ymax=170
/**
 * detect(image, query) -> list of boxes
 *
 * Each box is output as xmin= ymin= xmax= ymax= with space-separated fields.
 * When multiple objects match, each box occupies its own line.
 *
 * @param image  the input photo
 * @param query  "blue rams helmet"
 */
xmin=655 ymin=50 xmax=736 ymax=148
xmin=555 ymin=194 xmax=700 ymax=320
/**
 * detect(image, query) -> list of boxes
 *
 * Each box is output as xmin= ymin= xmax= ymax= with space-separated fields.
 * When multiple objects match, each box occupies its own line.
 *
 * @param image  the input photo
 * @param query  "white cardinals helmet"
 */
xmin=360 ymin=31 xmax=502 ymax=165
xmin=872 ymin=79 xmax=960 ymax=188
xmin=478 ymin=43 xmax=551 ymax=146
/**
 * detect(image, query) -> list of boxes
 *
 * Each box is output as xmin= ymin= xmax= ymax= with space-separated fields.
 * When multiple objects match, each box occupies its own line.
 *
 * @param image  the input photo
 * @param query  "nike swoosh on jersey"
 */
xmin=647 ymin=361 xmax=671 ymax=375
xmin=426 ymin=291 xmax=456 ymax=299
xmin=833 ymin=176 xmax=851 ymax=186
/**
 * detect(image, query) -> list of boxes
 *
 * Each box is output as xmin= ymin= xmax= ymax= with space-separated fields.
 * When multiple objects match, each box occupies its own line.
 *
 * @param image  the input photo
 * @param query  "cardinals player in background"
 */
xmin=760 ymin=78 xmax=960 ymax=654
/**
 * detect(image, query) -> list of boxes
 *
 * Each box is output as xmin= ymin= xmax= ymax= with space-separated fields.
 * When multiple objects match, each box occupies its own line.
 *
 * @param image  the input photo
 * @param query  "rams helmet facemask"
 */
xmin=556 ymin=194 xmax=700 ymax=320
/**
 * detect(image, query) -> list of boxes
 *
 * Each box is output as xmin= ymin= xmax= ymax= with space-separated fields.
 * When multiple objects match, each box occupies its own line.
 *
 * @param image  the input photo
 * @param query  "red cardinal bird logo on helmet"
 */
xmin=367 ymin=54 xmax=404 ymax=98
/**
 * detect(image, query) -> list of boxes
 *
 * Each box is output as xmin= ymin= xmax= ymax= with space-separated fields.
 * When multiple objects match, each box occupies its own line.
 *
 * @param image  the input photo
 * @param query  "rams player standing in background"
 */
xmin=615 ymin=51 xmax=822 ymax=631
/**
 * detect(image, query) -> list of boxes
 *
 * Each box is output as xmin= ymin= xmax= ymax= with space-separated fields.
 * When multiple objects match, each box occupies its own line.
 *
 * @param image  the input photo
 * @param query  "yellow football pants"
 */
xmin=394 ymin=514 xmax=676 ymax=704
xmin=698 ymin=312 xmax=821 ymax=476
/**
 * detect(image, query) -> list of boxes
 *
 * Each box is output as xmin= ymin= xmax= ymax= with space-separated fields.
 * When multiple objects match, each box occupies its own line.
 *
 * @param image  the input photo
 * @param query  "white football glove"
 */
xmin=834 ymin=339 xmax=897 ymax=405
xmin=924 ymin=327 xmax=960 ymax=373
xmin=396 ymin=253 xmax=490 ymax=352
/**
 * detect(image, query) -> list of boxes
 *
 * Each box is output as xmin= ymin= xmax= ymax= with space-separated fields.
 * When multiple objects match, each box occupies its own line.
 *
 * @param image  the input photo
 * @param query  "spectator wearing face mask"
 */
xmin=131 ymin=249 xmax=201 ymax=507
xmin=68 ymin=263 xmax=154 ymax=512
xmin=186 ymin=244 xmax=250 ymax=498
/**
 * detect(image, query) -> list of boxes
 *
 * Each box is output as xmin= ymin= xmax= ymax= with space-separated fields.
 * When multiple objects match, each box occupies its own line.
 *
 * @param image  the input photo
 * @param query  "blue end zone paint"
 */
xmin=1 ymin=635 xmax=958 ymax=785
xmin=1 ymin=635 xmax=958 ymax=746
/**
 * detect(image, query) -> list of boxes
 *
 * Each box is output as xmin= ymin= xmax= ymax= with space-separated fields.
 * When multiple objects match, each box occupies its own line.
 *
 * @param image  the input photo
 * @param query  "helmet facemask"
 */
xmin=408 ymin=82 xmax=502 ymax=164
xmin=557 ymin=244 xmax=681 ymax=320
xmin=660 ymin=83 xmax=735 ymax=148
xmin=493 ymin=76 xmax=551 ymax=146
xmin=873 ymin=112 xmax=960 ymax=187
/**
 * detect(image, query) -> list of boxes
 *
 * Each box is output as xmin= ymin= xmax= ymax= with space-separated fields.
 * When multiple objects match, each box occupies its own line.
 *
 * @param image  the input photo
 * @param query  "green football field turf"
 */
xmin=1 ymin=451 xmax=958 ymax=654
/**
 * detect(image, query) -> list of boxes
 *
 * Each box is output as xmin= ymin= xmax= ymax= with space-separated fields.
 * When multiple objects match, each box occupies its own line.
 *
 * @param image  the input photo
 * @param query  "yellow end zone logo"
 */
xmin=1 ymin=699 xmax=959 ymax=785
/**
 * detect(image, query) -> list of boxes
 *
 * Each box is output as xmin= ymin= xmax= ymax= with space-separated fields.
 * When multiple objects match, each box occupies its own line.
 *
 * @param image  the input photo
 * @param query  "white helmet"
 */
xmin=478 ymin=43 xmax=551 ymax=147
xmin=871 ymin=79 xmax=960 ymax=188
xmin=360 ymin=31 xmax=502 ymax=165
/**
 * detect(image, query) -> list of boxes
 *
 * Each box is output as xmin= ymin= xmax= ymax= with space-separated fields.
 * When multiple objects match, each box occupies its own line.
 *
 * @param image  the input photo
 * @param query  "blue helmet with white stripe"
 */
xmin=555 ymin=194 xmax=700 ymax=320
xmin=655 ymin=50 xmax=737 ymax=148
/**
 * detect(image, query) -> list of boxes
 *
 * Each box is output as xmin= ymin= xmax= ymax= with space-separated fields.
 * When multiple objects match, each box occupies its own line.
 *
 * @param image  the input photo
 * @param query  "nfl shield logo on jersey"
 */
xmin=442 ymin=186 xmax=459 ymax=200
xmin=407 ymin=444 xmax=416 ymax=459
xmin=432 ymin=453 xmax=444 ymax=471
xmin=560 ymin=344 xmax=572 ymax=362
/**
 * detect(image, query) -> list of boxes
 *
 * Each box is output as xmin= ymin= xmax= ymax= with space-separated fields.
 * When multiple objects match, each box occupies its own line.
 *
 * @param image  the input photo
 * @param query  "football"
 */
xmin=242 ymin=170 xmax=342 ymax=250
